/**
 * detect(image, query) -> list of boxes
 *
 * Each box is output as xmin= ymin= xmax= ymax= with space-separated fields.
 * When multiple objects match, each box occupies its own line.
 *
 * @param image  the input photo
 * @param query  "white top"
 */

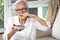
xmin=3 ymin=16 xmax=51 ymax=40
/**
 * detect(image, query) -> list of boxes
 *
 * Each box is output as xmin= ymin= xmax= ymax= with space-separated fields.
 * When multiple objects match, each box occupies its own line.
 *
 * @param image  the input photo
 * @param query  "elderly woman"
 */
xmin=3 ymin=0 xmax=51 ymax=40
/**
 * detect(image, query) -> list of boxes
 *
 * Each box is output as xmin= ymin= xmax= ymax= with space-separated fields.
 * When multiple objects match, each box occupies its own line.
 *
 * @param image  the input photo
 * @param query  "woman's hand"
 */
xmin=20 ymin=12 xmax=36 ymax=19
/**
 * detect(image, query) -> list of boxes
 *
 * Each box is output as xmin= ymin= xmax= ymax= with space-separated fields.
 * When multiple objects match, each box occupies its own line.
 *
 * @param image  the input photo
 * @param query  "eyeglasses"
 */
xmin=15 ymin=8 xmax=27 ymax=12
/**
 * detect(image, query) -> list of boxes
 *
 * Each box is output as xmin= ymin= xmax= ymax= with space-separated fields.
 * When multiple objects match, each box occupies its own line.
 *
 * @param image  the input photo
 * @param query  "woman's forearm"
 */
xmin=34 ymin=16 xmax=47 ymax=26
xmin=30 ymin=14 xmax=48 ymax=26
xmin=8 ymin=29 xmax=17 ymax=40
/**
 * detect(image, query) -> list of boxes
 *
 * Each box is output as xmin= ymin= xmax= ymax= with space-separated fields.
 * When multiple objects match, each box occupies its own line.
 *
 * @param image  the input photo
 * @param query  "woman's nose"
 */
xmin=20 ymin=11 xmax=23 ymax=13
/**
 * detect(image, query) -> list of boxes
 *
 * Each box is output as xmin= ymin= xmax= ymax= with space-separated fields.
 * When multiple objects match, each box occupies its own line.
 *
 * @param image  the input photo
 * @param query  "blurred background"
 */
xmin=0 ymin=0 xmax=4 ymax=28
xmin=1 ymin=0 xmax=60 ymax=40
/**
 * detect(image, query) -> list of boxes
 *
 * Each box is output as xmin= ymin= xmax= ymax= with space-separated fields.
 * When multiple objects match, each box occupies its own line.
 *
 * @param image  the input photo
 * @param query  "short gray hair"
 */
xmin=13 ymin=0 xmax=28 ymax=9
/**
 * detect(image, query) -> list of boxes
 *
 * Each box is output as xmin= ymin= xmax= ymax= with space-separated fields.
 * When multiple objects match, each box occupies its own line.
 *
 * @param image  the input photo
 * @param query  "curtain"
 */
xmin=45 ymin=0 xmax=59 ymax=27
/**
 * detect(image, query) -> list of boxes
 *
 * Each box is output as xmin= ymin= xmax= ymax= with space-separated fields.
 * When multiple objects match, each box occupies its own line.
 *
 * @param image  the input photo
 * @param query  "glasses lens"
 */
xmin=16 ymin=8 xmax=27 ymax=11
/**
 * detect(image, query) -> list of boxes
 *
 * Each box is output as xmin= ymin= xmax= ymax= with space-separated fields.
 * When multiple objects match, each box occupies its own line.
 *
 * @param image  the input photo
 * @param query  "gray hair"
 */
xmin=13 ymin=0 xmax=28 ymax=9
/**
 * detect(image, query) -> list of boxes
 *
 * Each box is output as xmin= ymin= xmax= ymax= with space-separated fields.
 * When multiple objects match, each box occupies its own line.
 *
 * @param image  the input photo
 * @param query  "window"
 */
xmin=0 ymin=0 xmax=4 ymax=28
xmin=42 ymin=7 xmax=48 ymax=18
xmin=29 ymin=8 xmax=38 ymax=16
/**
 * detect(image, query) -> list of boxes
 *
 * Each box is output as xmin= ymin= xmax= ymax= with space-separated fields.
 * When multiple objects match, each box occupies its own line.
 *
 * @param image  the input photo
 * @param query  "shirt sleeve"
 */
xmin=3 ymin=18 xmax=13 ymax=40
xmin=32 ymin=18 xmax=51 ymax=31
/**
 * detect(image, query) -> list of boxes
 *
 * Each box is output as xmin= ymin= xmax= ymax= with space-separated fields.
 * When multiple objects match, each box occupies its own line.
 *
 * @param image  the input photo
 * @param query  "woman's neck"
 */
xmin=20 ymin=19 xmax=25 ymax=24
xmin=19 ymin=17 xmax=26 ymax=26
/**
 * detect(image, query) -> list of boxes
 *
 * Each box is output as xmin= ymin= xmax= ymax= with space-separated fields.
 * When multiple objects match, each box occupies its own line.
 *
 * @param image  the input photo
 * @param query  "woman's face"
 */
xmin=15 ymin=2 xmax=28 ymax=19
